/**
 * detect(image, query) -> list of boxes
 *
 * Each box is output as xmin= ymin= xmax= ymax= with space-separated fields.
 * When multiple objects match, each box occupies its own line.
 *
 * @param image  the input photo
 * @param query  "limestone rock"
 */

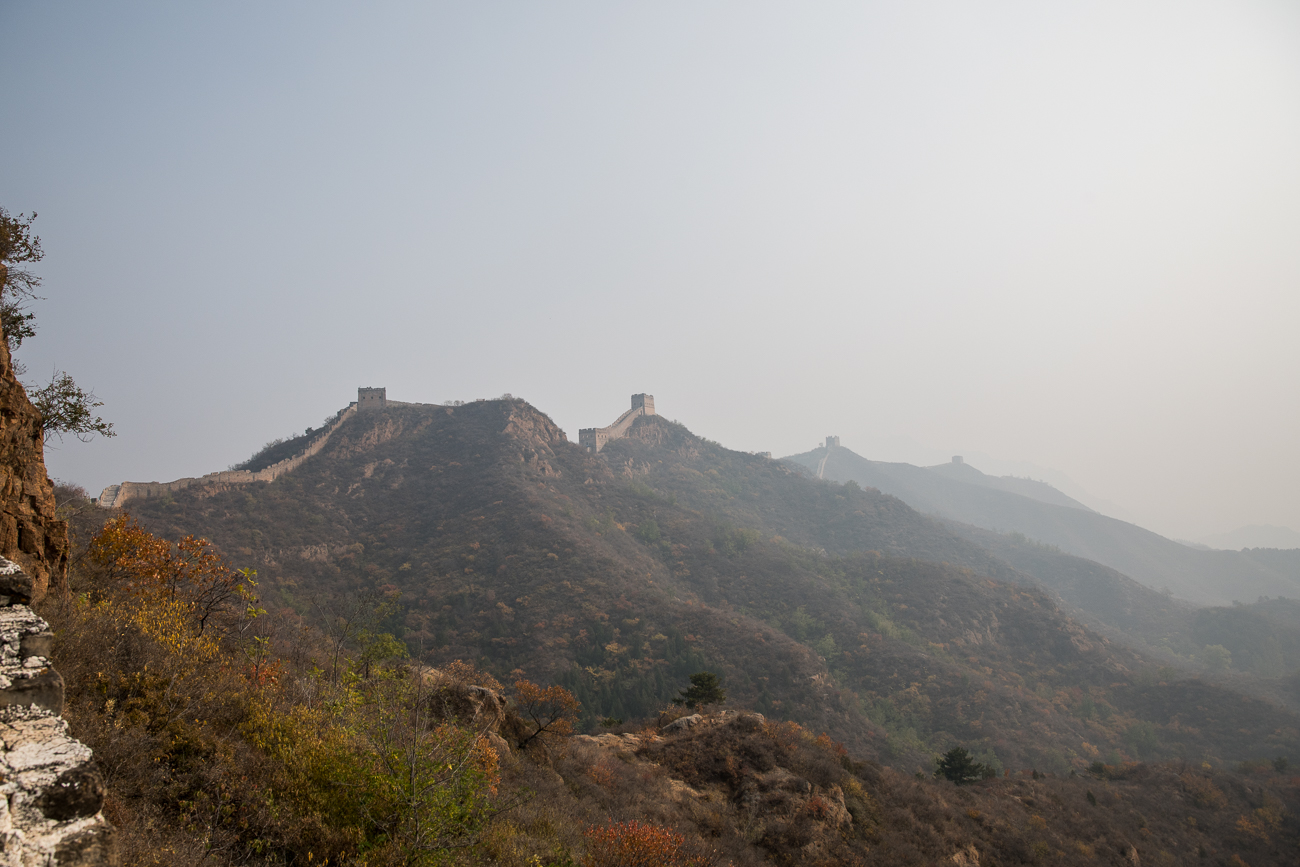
xmin=0 ymin=706 xmax=116 ymax=866
xmin=0 ymin=559 xmax=115 ymax=865
xmin=419 ymin=668 xmax=507 ymax=734
xmin=662 ymin=713 xmax=702 ymax=734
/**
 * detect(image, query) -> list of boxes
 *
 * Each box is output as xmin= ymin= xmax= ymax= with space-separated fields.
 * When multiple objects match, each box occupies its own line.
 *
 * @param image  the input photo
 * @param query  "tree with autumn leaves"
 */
xmin=86 ymin=514 xmax=250 ymax=636
xmin=54 ymin=512 xmax=518 ymax=864
xmin=507 ymin=677 xmax=582 ymax=752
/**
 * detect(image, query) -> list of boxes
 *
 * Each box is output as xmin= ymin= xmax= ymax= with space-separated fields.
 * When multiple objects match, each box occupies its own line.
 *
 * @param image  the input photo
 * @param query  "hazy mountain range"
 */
xmin=783 ymin=443 xmax=1300 ymax=606
xmin=1199 ymin=524 xmax=1300 ymax=551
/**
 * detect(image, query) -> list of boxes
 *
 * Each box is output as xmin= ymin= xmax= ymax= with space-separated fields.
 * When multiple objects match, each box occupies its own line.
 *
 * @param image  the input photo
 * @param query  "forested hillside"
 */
xmin=123 ymin=399 xmax=1300 ymax=776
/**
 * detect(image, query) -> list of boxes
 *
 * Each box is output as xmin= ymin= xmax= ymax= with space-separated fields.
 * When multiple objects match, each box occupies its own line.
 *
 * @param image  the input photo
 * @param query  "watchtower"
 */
xmin=580 ymin=393 xmax=656 ymax=453
xmin=825 ymin=436 xmax=840 ymax=448
xmin=358 ymin=387 xmax=387 ymax=412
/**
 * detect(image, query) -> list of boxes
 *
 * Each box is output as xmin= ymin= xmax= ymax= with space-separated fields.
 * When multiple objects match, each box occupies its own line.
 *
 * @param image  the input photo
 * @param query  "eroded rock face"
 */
xmin=0 ymin=558 xmax=115 ymax=865
xmin=0 ymin=328 xmax=68 ymax=605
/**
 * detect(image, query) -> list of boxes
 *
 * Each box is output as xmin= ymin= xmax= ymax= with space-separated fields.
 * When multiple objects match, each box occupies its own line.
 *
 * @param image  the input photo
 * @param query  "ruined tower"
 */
xmin=358 ymin=387 xmax=387 ymax=411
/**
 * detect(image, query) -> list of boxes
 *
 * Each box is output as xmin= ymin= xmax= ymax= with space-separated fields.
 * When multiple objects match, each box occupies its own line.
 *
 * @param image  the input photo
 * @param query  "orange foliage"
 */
xmin=583 ymin=820 xmax=712 ymax=867
xmin=1181 ymin=772 xmax=1229 ymax=810
xmin=814 ymin=732 xmax=848 ymax=757
xmin=87 ymin=515 xmax=246 ymax=635
xmin=510 ymin=679 xmax=581 ymax=751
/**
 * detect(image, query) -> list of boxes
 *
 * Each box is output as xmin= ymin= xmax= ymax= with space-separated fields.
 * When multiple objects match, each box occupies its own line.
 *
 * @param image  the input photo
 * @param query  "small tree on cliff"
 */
xmin=0 ymin=207 xmax=115 ymax=443
xmin=0 ymin=208 xmax=41 ymax=348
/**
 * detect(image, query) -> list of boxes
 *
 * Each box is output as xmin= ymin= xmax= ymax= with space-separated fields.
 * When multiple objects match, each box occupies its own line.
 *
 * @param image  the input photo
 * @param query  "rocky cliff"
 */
xmin=0 ymin=321 xmax=67 ymax=605
xmin=0 ymin=312 xmax=114 ymax=863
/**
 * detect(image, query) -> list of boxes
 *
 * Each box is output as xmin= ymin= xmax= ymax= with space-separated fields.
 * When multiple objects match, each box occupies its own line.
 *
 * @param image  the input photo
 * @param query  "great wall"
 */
xmin=97 ymin=402 xmax=356 ymax=508
xmin=100 ymin=390 xmax=662 ymax=508
xmin=578 ymin=393 xmax=655 ymax=453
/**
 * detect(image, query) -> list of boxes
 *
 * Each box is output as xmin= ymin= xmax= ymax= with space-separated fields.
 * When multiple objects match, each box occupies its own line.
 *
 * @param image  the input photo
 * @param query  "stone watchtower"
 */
xmin=358 ymin=387 xmax=387 ymax=412
xmin=580 ymin=393 xmax=656 ymax=453
xmin=825 ymin=436 xmax=840 ymax=448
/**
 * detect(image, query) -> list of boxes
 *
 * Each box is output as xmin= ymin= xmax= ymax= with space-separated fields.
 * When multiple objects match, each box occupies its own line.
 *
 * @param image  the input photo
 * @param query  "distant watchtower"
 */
xmin=580 ymin=393 xmax=657 ymax=453
xmin=358 ymin=387 xmax=387 ymax=412
xmin=825 ymin=436 xmax=840 ymax=448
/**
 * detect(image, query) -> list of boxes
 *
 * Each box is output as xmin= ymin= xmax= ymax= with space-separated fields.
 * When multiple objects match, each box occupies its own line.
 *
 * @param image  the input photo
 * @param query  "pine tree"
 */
xmin=673 ymin=671 xmax=726 ymax=709
xmin=934 ymin=747 xmax=993 ymax=785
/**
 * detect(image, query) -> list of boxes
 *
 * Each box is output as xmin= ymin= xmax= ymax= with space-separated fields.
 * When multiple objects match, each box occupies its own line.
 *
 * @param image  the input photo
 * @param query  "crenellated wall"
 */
xmin=579 ymin=394 xmax=655 ymax=453
xmin=100 ymin=403 xmax=358 ymax=509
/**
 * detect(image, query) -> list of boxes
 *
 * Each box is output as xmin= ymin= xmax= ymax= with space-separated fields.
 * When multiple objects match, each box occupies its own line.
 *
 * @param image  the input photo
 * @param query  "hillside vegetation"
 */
xmin=44 ymin=500 xmax=1300 ymax=866
xmin=123 ymin=400 xmax=1300 ymax=776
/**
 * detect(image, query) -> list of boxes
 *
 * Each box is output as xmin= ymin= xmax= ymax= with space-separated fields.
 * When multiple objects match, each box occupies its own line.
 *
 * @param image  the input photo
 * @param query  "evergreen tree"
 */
xmin=673 ymin=671 xmax=726 ymax=709
xmin=934 ymin=746 xmax=993 ymax=785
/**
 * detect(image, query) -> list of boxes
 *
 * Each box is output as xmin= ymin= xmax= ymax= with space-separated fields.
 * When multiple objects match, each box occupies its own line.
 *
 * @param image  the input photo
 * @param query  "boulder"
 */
xmin=661 ymin=713 xmax=702 ymax=734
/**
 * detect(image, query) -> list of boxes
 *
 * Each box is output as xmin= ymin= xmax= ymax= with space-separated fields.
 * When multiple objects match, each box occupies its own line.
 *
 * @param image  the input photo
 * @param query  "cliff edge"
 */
xmin=0 ymin=322 xmax=67 ymax=604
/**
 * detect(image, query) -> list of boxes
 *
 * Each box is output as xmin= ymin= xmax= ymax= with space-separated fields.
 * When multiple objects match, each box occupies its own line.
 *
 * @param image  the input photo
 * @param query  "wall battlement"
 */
xmin=579 ymin=394 xmax=655 ymax=453
xmin=100 ymin=400 xmax=360 ymax=509
xmin=99 ymin=387 xmax=458 ymax=509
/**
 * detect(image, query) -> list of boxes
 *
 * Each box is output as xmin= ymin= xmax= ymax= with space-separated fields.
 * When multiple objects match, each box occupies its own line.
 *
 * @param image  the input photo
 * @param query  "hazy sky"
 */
xmin=3 ymin=2 xmax=1298 ymax=542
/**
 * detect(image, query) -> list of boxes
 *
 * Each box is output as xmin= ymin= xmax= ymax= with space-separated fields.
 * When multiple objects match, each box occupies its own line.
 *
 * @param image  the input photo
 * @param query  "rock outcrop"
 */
xmin=0 ymin=557 xmax=115 ymax=865
xmin=0 ymin=326 xmax=67 ymax=605
xmin=0 ymin=313 xmax=114 ymax=863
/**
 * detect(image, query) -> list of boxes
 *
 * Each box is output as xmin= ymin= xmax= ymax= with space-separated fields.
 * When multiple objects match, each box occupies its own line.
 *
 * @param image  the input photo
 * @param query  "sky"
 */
xmin=2 ymin=1 xmax=1298 ymax=543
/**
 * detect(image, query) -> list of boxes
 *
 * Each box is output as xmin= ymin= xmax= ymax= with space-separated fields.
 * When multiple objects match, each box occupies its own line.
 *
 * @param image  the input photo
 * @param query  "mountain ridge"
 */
xmin=118 ymin=396 xmax=1300 ymax=774
xmin=785 ymin=443 xmax=1300 ymax=605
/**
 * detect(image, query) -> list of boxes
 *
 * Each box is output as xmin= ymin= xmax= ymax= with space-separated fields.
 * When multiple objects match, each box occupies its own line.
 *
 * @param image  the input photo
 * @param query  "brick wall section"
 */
xmin=579 ymin=393 xmax=655 ymax=453
xmin=100 ymin=403 xmax=358 ymax=508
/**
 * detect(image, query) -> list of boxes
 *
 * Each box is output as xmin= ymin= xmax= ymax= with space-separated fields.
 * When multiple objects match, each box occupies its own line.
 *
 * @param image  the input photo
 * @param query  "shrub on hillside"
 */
xmin=583 ymin=820 xmax=716 ymax=867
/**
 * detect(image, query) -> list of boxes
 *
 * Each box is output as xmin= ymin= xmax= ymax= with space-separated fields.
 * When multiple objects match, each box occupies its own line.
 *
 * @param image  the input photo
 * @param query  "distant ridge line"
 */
xmin=98 ymin=402 xmax=357 ymax=508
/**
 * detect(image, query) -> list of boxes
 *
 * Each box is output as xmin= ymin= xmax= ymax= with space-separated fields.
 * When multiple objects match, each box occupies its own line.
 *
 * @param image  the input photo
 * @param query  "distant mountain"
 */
xmin=784 ymin=443 xmax=1300 ymax=606
xmin=121 ymin=398 xmax=1300 ymax=770
xmin=1200 ymin=524 xmax=1300 ymax=551
xmin=926 ymin=457 xmax=1093 ymax=511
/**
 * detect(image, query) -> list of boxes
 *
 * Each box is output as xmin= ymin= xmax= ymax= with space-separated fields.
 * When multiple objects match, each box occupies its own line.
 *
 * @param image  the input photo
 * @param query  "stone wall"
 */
xmin=100 ymin=403 xmax=358 ymax=509
xmin=579 ymin=393 xmax=656 ymax=453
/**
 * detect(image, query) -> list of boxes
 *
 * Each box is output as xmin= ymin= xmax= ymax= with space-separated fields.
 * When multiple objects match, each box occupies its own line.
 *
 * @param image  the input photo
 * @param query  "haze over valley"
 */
xmin=4 ymin=2 xmax=1300 ymax=864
